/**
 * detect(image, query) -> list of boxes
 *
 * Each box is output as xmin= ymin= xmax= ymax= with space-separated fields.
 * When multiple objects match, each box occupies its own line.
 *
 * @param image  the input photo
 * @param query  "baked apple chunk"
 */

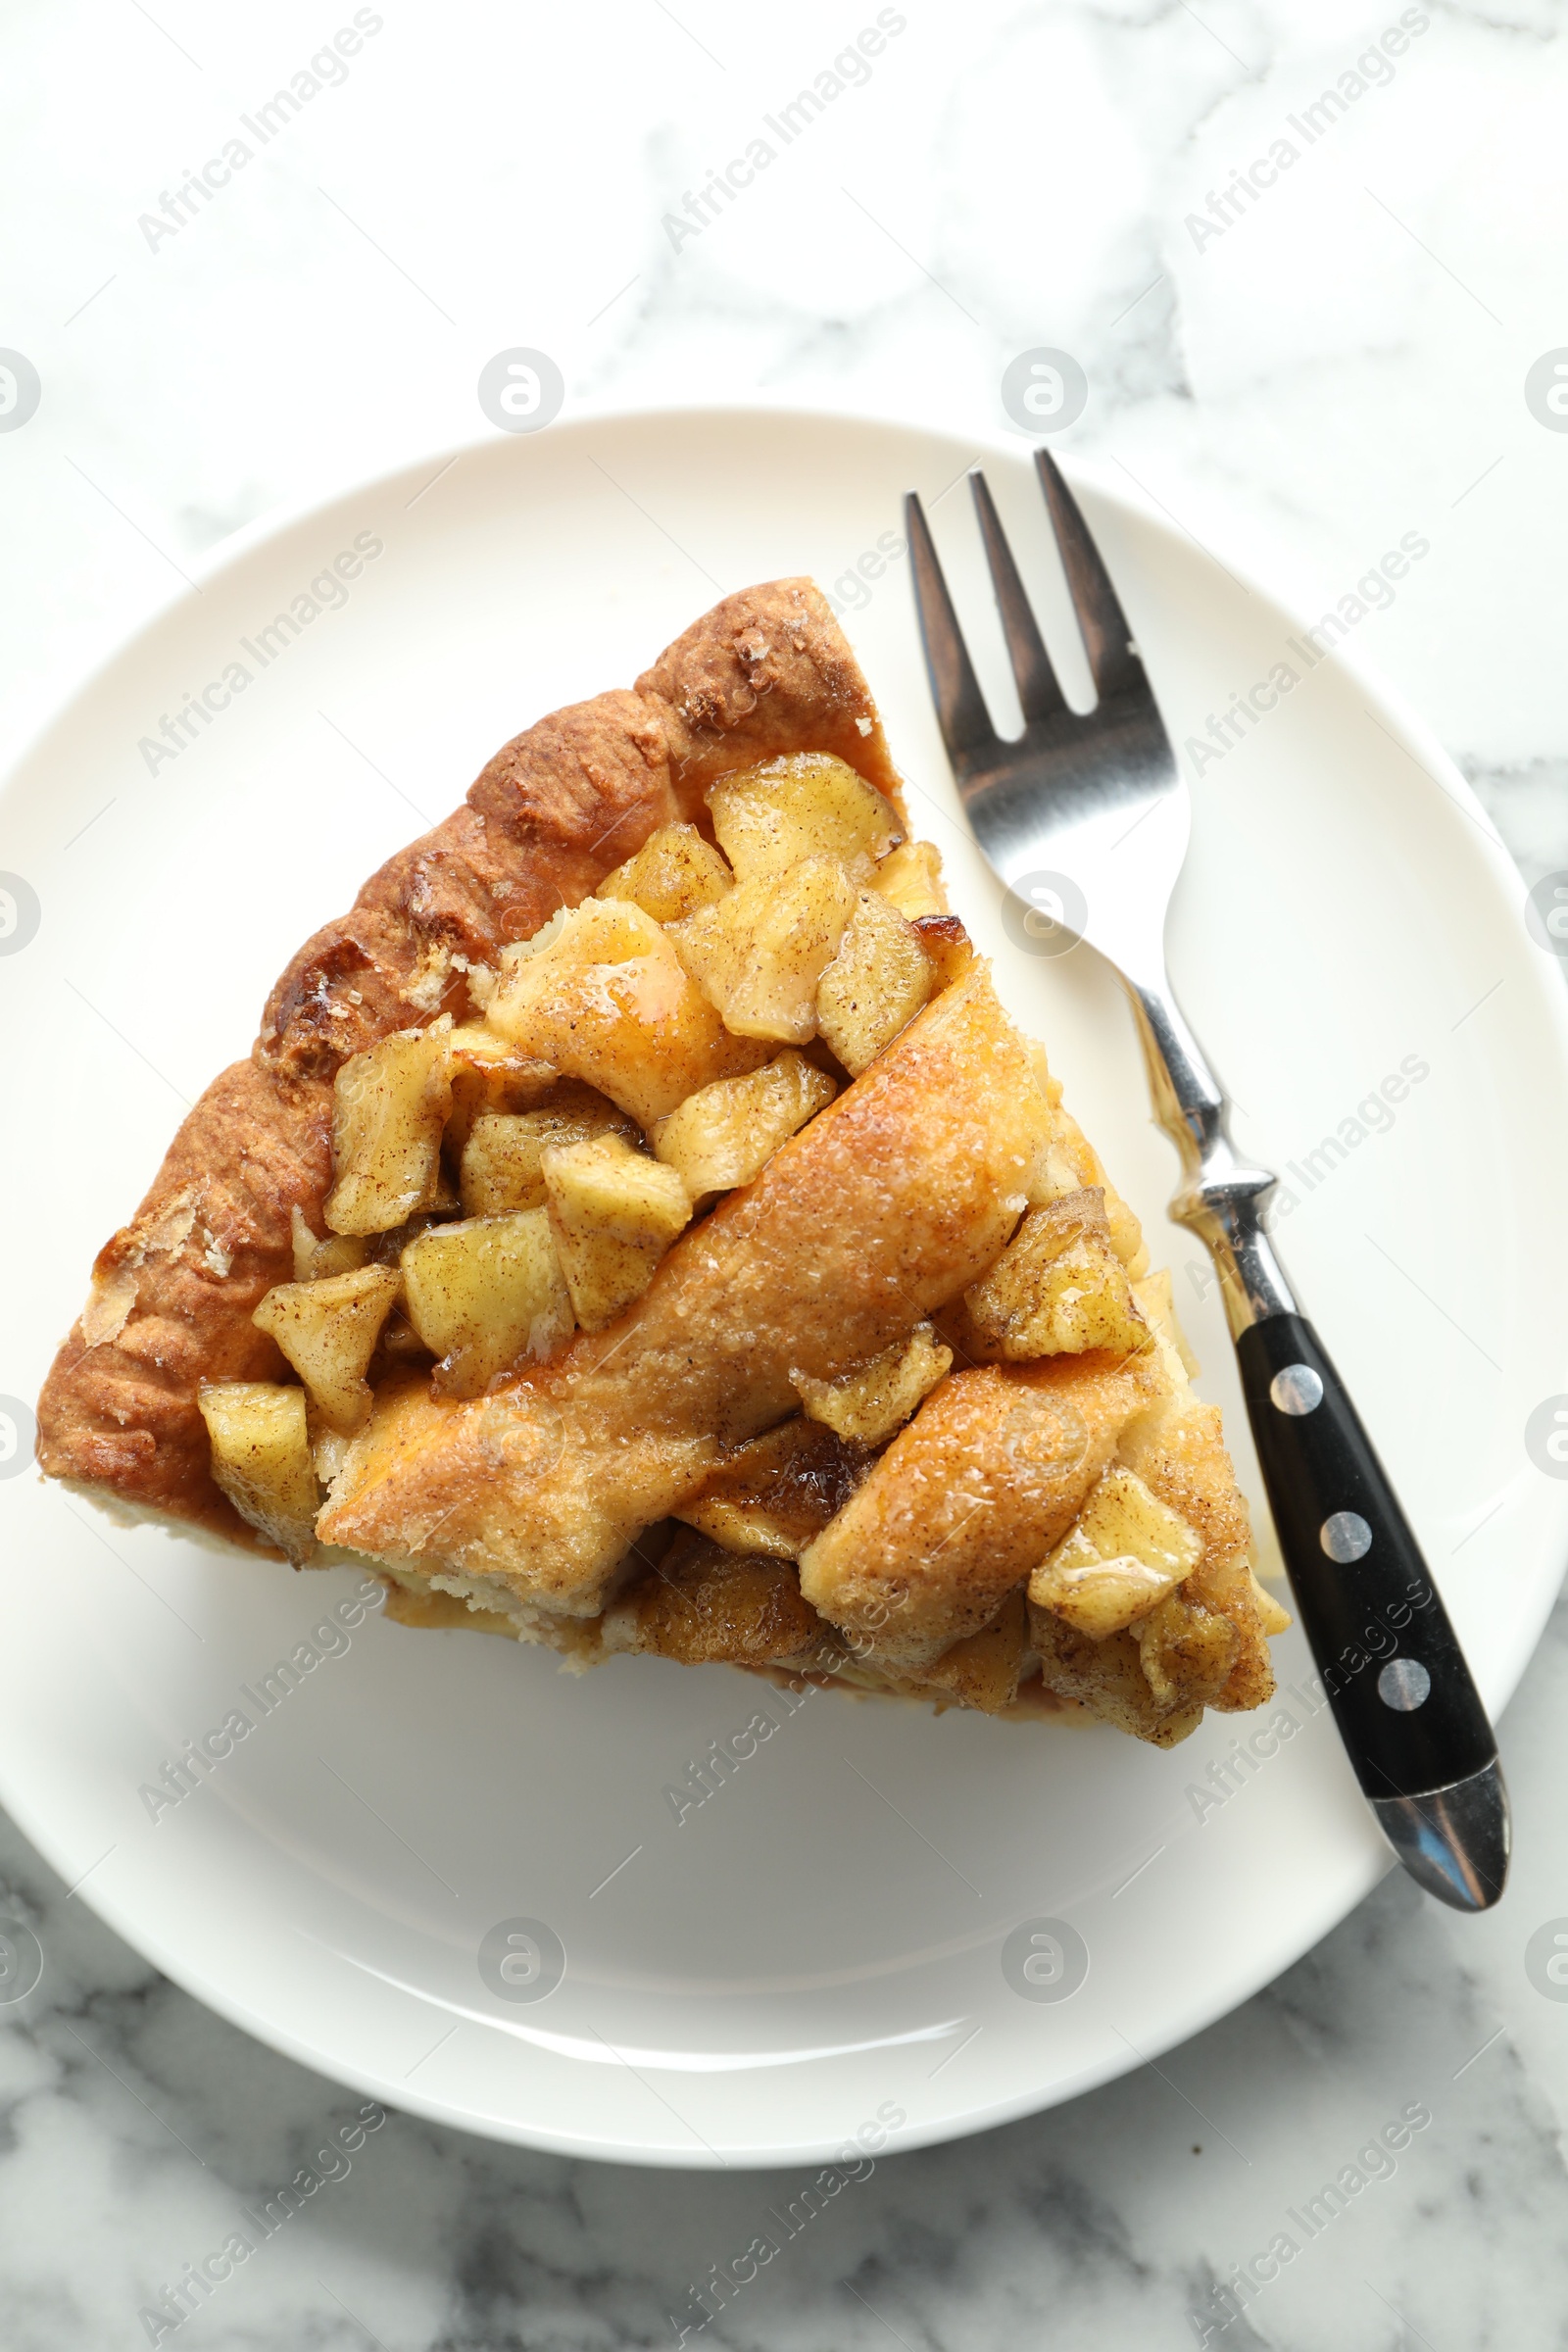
xmin=197 ymin=1383 xmax=318 ymax=1564
xmin=667 ymin=857 xmax=860 ymax=1042
xmin=401 ymin=1211 xmax=573 ymax=1396
xmin=252 ymin=1264 xmax=401 ymax=1434
xmin=1029 ymin=1465 xmax=1201 ymax=1638
xmin=815 ymin=887 xmax=934 ymax=1075
xmin=459 ymin=1085 xmax=638 ymax=1217
xmin=487 ymin=900 xmax=767 ymax=1122
xmin=595 ymin=821 xmax=732 ymax=924
xmin=324 ymin=1016 xmax=454 ymax=1235
xmin=707 ymin=752 xmax=902 ymax=880
xmin=649 ymin=1052 xmax=835 ymax=1200
xmin=542 ymin=1134 xmax=692 ymax=1332
xmin=964 ymin=1186 xmax=1149 ymax=1360
xmin=792 ymin=1323 xmax=952 ymax=1447
xmin=38 ymin=579 xmax=1282 ymax=1748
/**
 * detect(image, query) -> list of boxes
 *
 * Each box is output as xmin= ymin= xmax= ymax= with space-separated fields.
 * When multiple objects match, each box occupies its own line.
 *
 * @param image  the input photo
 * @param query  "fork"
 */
xmin=905 ymin=453 xmax=1508 ymax=1912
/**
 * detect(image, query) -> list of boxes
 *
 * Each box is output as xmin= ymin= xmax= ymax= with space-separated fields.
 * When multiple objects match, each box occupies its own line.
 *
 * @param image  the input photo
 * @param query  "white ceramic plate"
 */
xmin=3 ymin=409 xmax=1565 ymax=2168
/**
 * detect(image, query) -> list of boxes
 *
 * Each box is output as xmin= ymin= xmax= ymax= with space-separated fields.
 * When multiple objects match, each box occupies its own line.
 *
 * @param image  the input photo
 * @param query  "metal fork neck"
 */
xmin=1126 ymin=975 xmax=1298 ymax=1338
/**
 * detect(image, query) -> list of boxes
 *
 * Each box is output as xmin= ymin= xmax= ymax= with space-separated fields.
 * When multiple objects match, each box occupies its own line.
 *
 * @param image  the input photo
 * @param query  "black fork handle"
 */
xmin=1236 ymin=1315 xmax=1502 ymax=1852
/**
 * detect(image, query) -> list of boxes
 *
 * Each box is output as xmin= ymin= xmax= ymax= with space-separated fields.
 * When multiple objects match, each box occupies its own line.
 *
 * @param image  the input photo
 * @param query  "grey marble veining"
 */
xmin=4 ymin=0 xmax=1568 ymax=2342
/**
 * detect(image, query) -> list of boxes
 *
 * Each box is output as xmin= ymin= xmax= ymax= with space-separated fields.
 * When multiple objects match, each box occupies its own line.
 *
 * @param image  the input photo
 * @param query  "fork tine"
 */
xmin=967 ymin=469 xmax=1066 ymax=727
xmin=904 ymin=490 xmax=997 ymax=766
xmin=1033 ymin=449 xmax=1144 ymax=704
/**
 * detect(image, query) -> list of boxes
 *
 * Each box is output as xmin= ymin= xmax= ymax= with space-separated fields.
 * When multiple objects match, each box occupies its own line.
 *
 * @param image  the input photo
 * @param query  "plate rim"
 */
xmin=4 ymin=399 xmax=1565 ymax=2166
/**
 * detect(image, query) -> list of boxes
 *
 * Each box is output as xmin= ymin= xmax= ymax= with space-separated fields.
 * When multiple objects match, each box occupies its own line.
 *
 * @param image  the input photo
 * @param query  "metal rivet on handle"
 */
xmin=1270 ymin=1364 xmax=1324 ymax=1416
xmin=1377 ymin=1658 xmax=1432 ymax=1711
xmin=1320 ymin=1510 xmax=1372 ymax=1563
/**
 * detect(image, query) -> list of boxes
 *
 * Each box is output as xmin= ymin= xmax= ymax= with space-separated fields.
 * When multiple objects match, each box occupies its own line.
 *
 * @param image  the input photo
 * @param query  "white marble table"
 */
xmin=4 ymin=1 xmax=1568 ymax=2342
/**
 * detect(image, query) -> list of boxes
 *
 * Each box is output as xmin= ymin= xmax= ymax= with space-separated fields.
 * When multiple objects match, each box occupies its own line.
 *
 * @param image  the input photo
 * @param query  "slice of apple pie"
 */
xmin=37 ymin=580 xmax=1286 ymax=1745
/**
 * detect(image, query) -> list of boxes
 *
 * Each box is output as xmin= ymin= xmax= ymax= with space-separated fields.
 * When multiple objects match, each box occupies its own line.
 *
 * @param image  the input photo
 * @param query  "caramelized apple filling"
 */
xmin=201 ymin=751 xmax=1285 ymax=1741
